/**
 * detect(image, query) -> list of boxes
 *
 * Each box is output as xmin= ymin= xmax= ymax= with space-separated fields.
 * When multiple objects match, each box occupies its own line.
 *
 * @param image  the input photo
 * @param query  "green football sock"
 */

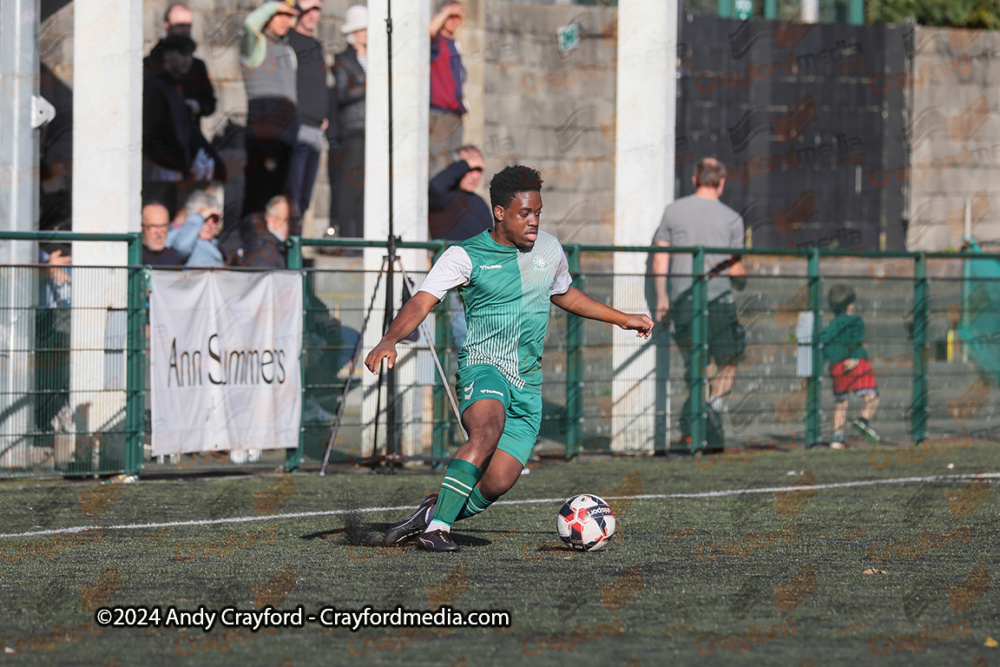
xmin=431 ymin=459 xmax=482 ymax=528
xmin=456 ymin=486 xmax=494 ymax=521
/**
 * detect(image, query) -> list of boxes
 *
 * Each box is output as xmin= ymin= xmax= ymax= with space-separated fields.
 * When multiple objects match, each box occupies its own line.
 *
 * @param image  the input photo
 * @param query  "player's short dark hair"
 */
xmin=695 ymin=157 xmax=727 ymax=187
xmin=829 ymin=284 xmax=857 ymax=315
xmin=489 ymin=165 xmax=542 ymax=218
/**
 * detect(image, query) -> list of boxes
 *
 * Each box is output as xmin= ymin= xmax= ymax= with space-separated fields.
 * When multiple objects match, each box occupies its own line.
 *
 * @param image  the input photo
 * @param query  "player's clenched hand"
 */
xmin=364 ymin=341 xmax=398 ymax=373
xmin=619 ymin=314 xmax=654 ymax=339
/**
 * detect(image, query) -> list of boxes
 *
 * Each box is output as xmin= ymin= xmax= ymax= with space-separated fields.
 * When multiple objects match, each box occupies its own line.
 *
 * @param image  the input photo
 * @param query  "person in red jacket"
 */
xmin=428 ymin=2 xmax=467 ymax=178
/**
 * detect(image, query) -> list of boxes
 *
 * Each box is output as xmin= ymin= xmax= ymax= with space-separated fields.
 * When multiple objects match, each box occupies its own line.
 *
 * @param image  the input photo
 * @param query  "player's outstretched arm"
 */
xmin=551 ymin=286 xmax=654 ymax=338
xmin=364 ymin=291 xmax=441 ymax=373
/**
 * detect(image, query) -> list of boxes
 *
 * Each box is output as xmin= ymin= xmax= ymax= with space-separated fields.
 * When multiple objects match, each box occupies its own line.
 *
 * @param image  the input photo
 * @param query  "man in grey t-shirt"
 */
xmin=650 ymin=157 xmax=746 ymax=447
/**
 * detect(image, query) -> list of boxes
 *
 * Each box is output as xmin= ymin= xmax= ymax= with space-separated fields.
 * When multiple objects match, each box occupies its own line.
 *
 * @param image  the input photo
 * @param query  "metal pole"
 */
xmin=0 ymin=0 xmax=42 ymax=466
xmin=382 ymin=0 xmax=397 ymax=472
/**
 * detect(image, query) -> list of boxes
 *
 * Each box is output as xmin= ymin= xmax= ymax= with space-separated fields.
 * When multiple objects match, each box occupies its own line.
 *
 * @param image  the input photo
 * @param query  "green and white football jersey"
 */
xmin=419 ymin=229 xmax=572 ymax=391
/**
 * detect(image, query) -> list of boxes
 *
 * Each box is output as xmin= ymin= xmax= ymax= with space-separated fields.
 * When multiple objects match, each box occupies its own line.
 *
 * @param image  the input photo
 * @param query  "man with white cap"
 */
xmin=286 ymin=0 xmax=329 ymax=224
xmin=330 ymin=5 xmax=368 ymax=239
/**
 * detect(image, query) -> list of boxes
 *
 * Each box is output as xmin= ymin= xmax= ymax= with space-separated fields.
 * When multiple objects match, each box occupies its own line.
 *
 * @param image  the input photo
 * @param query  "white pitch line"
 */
xmin=0 ymin=472 xmax=995 ymax=540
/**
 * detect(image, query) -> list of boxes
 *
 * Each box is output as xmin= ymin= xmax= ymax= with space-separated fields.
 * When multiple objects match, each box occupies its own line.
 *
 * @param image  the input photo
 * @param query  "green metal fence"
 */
xmin=2 ymin=232 xmax=998 ymax=478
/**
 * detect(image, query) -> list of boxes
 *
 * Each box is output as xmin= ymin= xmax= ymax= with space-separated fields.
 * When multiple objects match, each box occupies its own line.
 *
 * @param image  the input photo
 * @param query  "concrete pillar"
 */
xmin=459 ymin=0 xmax=486 ymax=151
xmin=0 ymin=0 xmax=40 ymax=466
xmin=70 ymin=0 xmax=143 ymax=458
xmin=362 ymin=0 xmax=431 ymax=457
xmin=611 ymin=0 xmax=676 ymax=452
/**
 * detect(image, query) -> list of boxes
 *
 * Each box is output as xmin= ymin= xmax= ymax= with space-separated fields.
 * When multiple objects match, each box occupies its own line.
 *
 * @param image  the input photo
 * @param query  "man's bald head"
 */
xmin=164 ymin=4 xmax=193 ymax=36
xmin=142 ymin=203 xmax=170 ymax=251
xmin=265 ymin=196 xmax=291 ymax=241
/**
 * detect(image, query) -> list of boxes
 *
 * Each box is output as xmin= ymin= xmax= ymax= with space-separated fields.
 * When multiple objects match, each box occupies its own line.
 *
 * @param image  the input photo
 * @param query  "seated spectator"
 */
xmin=167 ymin=191 xmax=226 ymax=268
xmin=142 ymin=203 xmax=184 ymax=266
xmin=232 ymin=195 xmax=291 ymax=269
xmin=429 ymin=145 xmax=491 ymax=241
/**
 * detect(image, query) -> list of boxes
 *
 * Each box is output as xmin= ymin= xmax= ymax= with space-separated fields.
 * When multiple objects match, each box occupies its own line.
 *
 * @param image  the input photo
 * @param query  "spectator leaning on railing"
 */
xmin=166 ymin=191 xmax=226 ymax=268
xmin=232 ymin=195 xmax=291 ymax=269
xmin=142 ymin=203 xmax=184 ymax=267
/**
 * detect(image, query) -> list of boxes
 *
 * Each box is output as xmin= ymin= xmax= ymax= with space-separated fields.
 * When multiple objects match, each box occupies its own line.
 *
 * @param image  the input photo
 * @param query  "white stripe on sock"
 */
xmin=443 ymin=475 xmax=473 ymax=492
xmin=440 ymin=482 xmax=471 ymax=496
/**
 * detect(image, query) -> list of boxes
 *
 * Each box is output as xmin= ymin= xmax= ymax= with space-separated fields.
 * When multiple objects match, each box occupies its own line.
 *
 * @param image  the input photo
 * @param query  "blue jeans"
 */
xmin=286 ymin=140 xmax=321 ymax=220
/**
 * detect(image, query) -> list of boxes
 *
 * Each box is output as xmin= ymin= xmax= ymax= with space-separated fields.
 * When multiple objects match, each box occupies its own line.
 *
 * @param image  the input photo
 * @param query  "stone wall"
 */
xmin=482 ymin=4 xmax=619 ymax=246
xmin=906 ymin=25 xmax=1000 ymax=250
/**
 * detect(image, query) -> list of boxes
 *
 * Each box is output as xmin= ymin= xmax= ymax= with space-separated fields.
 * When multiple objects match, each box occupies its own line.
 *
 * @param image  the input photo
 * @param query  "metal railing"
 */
xmin=1 ymin=231 xmax=997 ymax=477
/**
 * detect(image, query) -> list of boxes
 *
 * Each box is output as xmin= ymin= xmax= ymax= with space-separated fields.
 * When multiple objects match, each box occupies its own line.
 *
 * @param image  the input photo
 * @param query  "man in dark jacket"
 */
xmin=331 ymin=5 xmax=367 ymax=238
xmin=234 ymin=195 xmax=291 ymax=269
xmin=429 ymin=146 xmax=491 ymax=241
xmin=286 ymin=0 xmax=328 ymax=223
xmin=144 ymin=4 xmax=217 ymax=123
xmin=143 ymin=35 xmax=200 ymax=212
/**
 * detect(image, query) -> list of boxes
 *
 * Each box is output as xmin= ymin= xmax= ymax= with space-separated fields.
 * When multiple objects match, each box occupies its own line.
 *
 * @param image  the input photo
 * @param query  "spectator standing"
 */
xmin=650 ymin=158 xmax=747 ymax=451
xmin=167 ymin=191 xmax=226 ymax=268
xmin=143 ymin=35 xmax=215 ymax=211
xmin=429 ymin=2 xmax=467 ymax=177
xmin=144 ymin=4 xmax=217 ymax=125
xmin=142 ymin=203 xmax=184 ymax=266
xmin=331 ymin=5 xmax=368 ymax=239
xmin=286 ymin=0 xmax=329 ymax=222
xmin=240 ymin=1 xmax=300 ymax=220
xmin=428 ymin=145 xmax=491 ymax=348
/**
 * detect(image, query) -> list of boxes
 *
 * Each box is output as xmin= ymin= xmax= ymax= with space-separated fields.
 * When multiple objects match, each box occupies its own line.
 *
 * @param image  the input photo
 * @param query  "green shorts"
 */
xmin=456 ymin=364 xmax=542 ymax=467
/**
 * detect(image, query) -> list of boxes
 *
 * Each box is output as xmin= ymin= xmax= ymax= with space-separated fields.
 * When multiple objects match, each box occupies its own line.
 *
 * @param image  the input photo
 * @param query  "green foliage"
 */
xmin=866 ymin=0 xmax=1000 ymax=28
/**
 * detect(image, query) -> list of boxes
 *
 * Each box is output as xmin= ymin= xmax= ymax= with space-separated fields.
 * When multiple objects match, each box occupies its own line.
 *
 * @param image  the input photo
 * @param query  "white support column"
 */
xmin=362 ymin=0 xmax=431 ymax=457
xmin=70 ymin=0 xmax=143 ymax=456
xmin=611 ymin=0 xmax=676 ymax=452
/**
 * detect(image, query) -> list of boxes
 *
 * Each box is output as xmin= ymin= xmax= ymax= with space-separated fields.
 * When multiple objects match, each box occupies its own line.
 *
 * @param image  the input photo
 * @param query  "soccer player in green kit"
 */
xmin=365 ymin=165 xmax=654 ymax=552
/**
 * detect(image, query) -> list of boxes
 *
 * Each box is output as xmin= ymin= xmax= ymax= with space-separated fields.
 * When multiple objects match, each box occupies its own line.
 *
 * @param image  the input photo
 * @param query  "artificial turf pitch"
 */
xmin=0 ymin=443 xmax=997 ymax=666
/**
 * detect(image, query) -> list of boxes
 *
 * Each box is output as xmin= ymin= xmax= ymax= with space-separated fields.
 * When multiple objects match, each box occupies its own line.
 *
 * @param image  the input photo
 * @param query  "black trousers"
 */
xmin=335 ymin=136 xmax=365 ymax=238
xmin=242 ymin=137 xmax=293 ymax=219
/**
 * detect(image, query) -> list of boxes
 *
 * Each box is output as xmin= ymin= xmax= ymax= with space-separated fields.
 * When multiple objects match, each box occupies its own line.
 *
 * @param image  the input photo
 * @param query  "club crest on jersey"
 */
xmin=533 ymin=256 xmax=548 ymax=271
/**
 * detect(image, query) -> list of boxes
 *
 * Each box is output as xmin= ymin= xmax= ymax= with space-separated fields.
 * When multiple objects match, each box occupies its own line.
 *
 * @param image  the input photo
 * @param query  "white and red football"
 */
xmin=557 ymin=494 xmax=616 ymax=551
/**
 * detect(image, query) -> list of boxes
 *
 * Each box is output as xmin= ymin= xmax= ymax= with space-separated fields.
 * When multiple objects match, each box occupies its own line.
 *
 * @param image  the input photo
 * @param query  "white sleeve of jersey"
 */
xmin=418 ymin=246 xmax=473 ymax=300
xmin=550 ymin=246 xmax=573 ymax=296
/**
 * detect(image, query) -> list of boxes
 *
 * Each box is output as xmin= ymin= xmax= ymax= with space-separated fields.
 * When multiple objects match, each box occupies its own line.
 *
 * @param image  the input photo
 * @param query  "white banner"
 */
xmin=150 ymin=271 xmax=302 ymax=455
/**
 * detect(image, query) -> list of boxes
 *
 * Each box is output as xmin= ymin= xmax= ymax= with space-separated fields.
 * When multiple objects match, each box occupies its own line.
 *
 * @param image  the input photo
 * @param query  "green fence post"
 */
xmin=286 ymin=237 xmax=305 ymax=472
xmin=807 ymin=248 xmax=822 ymax=447
xmin=764 ymin=0 xmax=777 ymax=19
xmin=912 ymin=253 xmax=928 ymax=444
xmin=125 ymin=234 xmax=145 ymax=475
xmin=565 ymin=245 xmax=583 ymax=460
xmin=690 ymin=247 xmax=707 ymax=452
xmin=718 ymin=0 xmax=732 ymax=18
xmin=432 ymin=245 xmax=451 ymax=468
